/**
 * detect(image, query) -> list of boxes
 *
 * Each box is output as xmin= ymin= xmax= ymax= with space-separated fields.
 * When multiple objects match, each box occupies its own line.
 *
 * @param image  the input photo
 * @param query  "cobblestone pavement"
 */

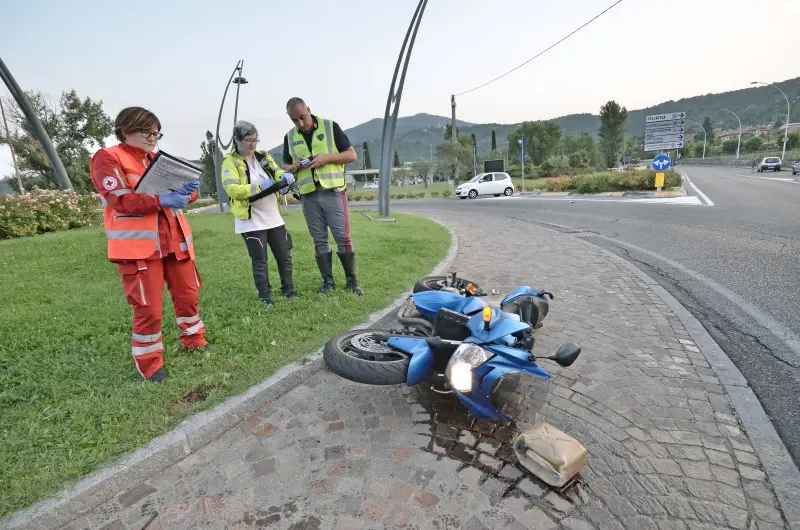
xmin=64 ymin=212 xmax=791 ymax=529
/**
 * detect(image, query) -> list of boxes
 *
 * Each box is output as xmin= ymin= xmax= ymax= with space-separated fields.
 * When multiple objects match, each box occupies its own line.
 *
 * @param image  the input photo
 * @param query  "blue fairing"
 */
xmin=411 ymin=290 xmax=488 ymax=319
xmin=465 ymin=311 xmax=530 ymax=343
xmin=454 ymin=344 xmax=551 ymax=421
xmin=386 ymin=336 xmax=433 ymax=385
xmin=501 ymin=286 xmax=545 ymax=306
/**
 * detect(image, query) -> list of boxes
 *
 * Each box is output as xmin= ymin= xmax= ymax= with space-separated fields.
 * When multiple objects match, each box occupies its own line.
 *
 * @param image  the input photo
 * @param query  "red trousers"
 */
xmin=116 ymin=254 xmax=208 ymax=380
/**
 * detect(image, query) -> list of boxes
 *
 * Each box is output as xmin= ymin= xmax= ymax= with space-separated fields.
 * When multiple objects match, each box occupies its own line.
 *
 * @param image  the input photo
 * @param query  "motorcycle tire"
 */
xmin=412 ymin=275 xmax=484 ymax=295
xmin=323 ymin=328 xmax=411 ymax=385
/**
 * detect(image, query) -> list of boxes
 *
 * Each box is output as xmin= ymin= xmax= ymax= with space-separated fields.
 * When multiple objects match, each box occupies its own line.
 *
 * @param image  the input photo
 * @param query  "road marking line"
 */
xmin=682 ymin=172 xmax=715 ymax=206
xmin=734 ymin=173 xmax=800 ymax=183
xmin=514 ymin=195 xmax=703 ymax=205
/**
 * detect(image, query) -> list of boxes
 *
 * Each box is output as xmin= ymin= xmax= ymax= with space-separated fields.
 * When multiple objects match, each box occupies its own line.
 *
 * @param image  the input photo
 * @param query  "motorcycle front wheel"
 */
xmin=323 ymin=328 xmax=415 ymax=385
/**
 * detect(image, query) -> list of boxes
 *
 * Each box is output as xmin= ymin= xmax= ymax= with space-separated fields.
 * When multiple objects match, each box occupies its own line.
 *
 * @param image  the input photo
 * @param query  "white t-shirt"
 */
xmin=233 ymin=158 xmax=285 ymax=234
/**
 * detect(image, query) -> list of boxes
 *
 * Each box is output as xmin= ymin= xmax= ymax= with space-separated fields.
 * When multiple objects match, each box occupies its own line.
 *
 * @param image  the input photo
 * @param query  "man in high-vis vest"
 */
xmin=90 ymin=107 xmax=209 ymax=383
xmin=282 ymin=97 xmax=363 ymax=295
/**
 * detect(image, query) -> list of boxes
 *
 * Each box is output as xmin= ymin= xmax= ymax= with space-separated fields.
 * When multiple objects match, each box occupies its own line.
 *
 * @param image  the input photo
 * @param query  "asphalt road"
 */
xmin=364 ymin=164 xmax=800 ymax=465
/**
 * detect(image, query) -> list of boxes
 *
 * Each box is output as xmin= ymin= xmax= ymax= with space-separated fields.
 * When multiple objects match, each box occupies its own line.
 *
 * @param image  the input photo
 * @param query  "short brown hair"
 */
xmin=114 ymin=107 xmax=161 ymax=142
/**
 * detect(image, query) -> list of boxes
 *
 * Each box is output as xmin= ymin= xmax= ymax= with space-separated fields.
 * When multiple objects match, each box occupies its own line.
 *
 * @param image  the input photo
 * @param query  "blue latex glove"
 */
xmin=280 ymin=172 xmax=295 ymax=186
xmin=176 ymin=181 xmax=200 ymax=195
xmin=159 ymin=191 xmax=191 ymax=209
xmin=259 ymin=177 xmax=276 ymax=192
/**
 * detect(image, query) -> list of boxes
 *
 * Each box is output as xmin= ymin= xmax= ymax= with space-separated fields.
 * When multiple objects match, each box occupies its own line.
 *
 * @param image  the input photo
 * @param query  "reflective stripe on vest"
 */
xmin=106 ymin=230 xmax=158 ymax=240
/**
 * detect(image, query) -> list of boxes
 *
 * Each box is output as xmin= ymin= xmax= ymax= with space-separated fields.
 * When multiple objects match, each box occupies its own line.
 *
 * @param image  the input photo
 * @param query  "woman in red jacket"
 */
xmin=90 ymin=106 xmax=209 ymax=383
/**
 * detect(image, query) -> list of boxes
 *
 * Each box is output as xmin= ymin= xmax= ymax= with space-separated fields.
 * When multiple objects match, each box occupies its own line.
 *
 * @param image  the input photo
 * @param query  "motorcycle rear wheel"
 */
xmin=323 ymin=328 xmax=415 ymax=385
xmin=412 ymin=275 xmax=485 ymax=295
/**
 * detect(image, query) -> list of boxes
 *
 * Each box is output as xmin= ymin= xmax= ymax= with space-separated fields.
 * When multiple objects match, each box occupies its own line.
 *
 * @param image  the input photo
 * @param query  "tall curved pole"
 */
xmin=0 ymin=56 xmax=73 ymax=190
xmin=719 ymin=108 xmax=742 ymax=160
xmin=687 ymin=119 xmax=706 ymax=159
xmin=752 ymin=81 xmax=791 ymax=161
xmin=212 ymin=60 xmax=245 ymax=211
xmin=378 ymin=0 xmax=428 ymax=216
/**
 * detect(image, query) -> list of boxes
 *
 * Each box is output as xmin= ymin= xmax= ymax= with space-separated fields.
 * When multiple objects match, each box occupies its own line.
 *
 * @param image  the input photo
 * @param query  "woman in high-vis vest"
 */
xmin=90 ymin=107 xmax=209 ymax=383
xmin=221 ymin=120 xmax=297 ymax=307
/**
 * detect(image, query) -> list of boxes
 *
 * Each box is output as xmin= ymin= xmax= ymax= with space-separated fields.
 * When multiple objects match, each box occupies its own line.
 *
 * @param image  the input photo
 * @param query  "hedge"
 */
xmin=0 ymin=188 xmax=102 ymax=240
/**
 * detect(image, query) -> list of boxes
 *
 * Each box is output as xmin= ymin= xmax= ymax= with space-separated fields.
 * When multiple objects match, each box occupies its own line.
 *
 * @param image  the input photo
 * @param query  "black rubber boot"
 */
xmin=278 ymin=264 xmax=298 ymax=300
xmin=149 ymin=366 xmax=168 ymax=383
xmin=315 ymin=251 xmax=335 ymax=294
xmin=338 ymin=252 xmax=364 ymax=296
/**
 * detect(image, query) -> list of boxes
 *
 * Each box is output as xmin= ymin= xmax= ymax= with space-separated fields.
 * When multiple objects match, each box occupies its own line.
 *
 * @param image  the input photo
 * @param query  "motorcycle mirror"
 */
xmin=465 ymin=283 xmax=476 ymax=297
xmin=545 ymin=342 xmax=581 ymax=367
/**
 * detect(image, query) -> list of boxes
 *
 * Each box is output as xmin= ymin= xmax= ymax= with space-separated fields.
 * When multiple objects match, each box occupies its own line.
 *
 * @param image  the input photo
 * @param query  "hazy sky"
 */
xmin=1 ymin=0 xmax=798 ymax=175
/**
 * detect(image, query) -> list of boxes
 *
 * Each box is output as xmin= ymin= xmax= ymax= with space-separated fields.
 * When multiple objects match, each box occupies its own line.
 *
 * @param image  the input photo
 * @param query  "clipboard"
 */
xmin=134 ymin=151 xmax=202 ymax=195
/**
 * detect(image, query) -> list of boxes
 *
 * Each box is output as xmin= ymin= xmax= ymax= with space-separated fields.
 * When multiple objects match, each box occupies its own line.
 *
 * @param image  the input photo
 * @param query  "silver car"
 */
xmin=758 ymin=157 xmax=782 ymax=172
xmin=792 ymin=160 xmax=800 ymax=175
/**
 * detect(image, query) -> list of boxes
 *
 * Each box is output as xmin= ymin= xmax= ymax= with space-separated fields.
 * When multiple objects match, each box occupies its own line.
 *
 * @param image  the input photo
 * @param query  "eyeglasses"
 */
xmin=139 ymin=130 xmax=163 ymax=140
xmin=241 ymin=137 xmax=259 ymax=145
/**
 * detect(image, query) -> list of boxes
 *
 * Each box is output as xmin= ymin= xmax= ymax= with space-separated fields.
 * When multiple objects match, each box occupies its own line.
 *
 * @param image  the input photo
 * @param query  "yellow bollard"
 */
xmin=655 ymin=172 xmax=665 ymax=192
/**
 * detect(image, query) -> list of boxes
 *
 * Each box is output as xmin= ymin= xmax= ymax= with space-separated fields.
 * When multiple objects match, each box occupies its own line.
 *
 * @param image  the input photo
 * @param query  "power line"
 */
xmin=455 ymin=0 xmax=625 ymax=97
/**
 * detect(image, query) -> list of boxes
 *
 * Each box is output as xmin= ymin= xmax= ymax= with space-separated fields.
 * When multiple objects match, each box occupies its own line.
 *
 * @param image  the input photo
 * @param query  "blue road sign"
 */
xmin=652 ymin=154 xmax=672 ymax=171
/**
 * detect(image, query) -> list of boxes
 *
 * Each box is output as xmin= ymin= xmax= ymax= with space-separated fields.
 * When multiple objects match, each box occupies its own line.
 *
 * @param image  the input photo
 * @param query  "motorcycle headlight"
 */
xmin=446 ymin=343 xmax=492 ymax=393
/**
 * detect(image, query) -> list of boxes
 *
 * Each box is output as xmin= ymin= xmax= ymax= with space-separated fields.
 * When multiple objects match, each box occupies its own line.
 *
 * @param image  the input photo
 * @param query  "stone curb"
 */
xmin=579 ymin=237 xmax=800 ymax=530
xmin=2 ymin=218 xmax=459 ymax=530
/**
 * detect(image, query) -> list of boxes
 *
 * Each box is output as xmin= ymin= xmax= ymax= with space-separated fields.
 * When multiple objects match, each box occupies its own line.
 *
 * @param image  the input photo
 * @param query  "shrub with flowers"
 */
xmin=0 ymin=188 xmax=102 ymax=240
xmin=544 ymin=175 xmax=574 ymax=192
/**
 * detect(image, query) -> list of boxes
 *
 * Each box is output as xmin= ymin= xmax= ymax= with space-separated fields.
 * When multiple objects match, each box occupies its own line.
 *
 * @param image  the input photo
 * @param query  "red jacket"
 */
xmin=90 ymin=144 xmax=198 ymax=262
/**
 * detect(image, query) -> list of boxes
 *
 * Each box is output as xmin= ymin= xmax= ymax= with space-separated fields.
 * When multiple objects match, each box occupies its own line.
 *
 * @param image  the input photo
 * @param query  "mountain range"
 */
xmin=268 ymin=76 xmax=799 ymax=167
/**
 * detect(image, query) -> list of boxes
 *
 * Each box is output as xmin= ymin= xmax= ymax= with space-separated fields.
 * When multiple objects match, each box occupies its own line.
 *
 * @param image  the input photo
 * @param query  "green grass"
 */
xmin=347 ymin=181 xmax=453 ymax=200
xmin=0 ymin=211 xmax=449 ymax=517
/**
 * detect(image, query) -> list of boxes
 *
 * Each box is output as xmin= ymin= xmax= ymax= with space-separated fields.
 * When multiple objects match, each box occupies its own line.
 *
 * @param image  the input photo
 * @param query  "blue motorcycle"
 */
xmin=323 ymin=289 xmax=579 ymax=422
xmin=398 ymin=272 xmax=554 ymax=343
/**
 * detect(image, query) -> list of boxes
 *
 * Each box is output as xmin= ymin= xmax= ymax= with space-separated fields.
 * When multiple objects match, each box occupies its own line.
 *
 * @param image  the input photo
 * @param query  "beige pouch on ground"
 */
xmin=513 ymin=422 xmax=587 ymax=487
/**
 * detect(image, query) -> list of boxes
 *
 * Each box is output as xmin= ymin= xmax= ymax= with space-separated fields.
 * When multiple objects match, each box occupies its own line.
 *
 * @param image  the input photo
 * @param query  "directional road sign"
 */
xmin=645 ymin=110 xmax=686 ymax=152
xmin=652 ymin=154 xmax=671 ymax=171
xmin=646 ymin=112 xmax=686 ymax=123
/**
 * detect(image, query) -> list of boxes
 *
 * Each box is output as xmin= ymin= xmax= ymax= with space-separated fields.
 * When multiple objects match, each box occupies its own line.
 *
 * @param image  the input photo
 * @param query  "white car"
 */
xmin=456 ymin=172 xmax=514 ymax=199
xmin=363 ymin=182 xmax=379 ymax=189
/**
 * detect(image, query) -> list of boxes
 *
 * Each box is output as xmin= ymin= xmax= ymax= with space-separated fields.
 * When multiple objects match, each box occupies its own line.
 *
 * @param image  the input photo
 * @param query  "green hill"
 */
xmin=270 ymin=77 xmax=799 ymax=168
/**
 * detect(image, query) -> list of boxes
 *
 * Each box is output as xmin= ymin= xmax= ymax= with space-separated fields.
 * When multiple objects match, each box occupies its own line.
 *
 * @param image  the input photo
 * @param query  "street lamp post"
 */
xmin=687 ymin=119 xmax=706 ymax=159
xmin=213 ymin=60 xmax=248 ymax=212
xmin=718 ymin=108 xmax=742 ymax=160
xmin=0 ymin=56 xmax=72 ymax=190
xmin=378 ymin=0 xmax=428 ymax=216
xmin=0 ymin=96 xmax=23 ymax=193
xmin=518 ymin=137 xmax=525 ymax=191
xmin=751 ymin=81 xmax=791 ymax=161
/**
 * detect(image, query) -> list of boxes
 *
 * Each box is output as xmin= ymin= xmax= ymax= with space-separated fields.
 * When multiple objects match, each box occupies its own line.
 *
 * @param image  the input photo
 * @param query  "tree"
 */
xmin=774 ymin=119 xmax=784 ymax=130
xmin=508 ymin=121 xmax=562 ymax=165
xmin=598 ymin=100 xmax=627 ymax=168
xmin=435 ymin=135 xmax=473 ymax=182
xmin=1 ymin=89 xmax=113 ymax=192
xmin=624 ymin=135 xmax=645 ymax=159
xmin=568 ymin=150 xmax=591 ymax=168
xmin=744 ymin=137 xmax=763 ymax=152
xmin=702 ymin=117 xmax=714 ymax=145
xmin=491 ymin=130 xmax=497 ymax=151
xmin=787 ymin=132 xmax=800 ymax=150
xmin=409 ymin=158 xmax=434 ymax=188
xmin=362 ymin=141 xmax=372 ymax=169
xmin=444 ymin=124 xmax=460 ymax=140
xmin=722 ymin=138 xmax=740 ymax=154
xmin=200 ymin=132 xmax=217 ymax=198
xmin=393 ymin=150 xmax=400 ymax=167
